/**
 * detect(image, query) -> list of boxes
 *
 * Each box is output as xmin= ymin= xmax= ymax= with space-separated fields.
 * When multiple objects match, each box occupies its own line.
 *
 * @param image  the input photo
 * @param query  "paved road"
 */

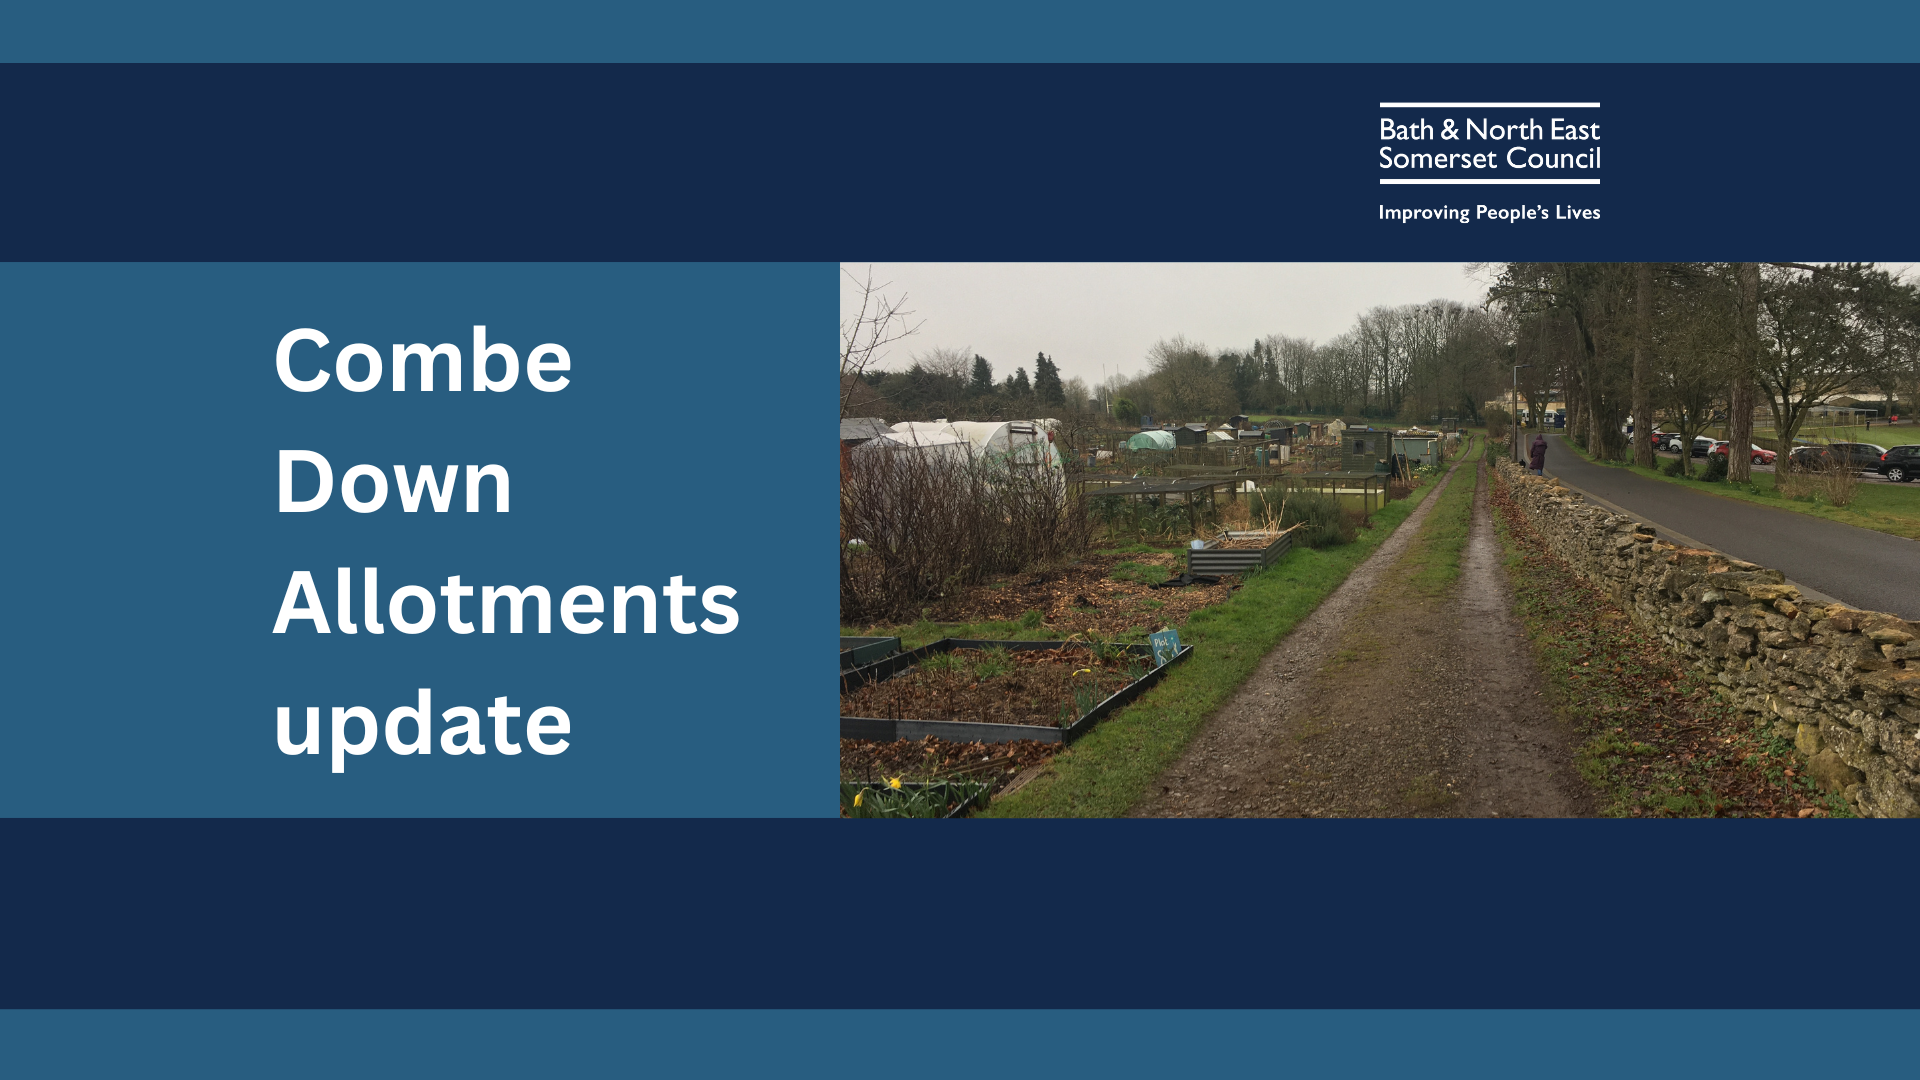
xmin=1535 ymin=434 xmax=1920 ymax=620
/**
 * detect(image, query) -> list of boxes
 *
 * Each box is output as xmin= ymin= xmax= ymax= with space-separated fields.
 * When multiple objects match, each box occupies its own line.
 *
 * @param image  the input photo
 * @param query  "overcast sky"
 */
xmin=839 ymin=263 xmax=1495 ymax=389
xmin=841 ymin=262 xmax=1920 ymax=392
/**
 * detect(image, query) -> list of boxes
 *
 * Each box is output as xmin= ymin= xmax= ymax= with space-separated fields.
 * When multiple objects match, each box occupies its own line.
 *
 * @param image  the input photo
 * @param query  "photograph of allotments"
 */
xmin=838 ymin=263 xmax=1920 ymax=819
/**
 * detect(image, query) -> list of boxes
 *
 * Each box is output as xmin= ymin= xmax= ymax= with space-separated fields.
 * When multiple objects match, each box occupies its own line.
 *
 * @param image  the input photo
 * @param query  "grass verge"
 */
xmin=1754 ymin=423 xmax=1915 ymax=447
xmin=978 ymin=469 xmax=1442 ymax=817
xmin=1556 ymin=435 xmax=1920 ymax=541
xmin=1487 ymin=467 xmax=1851 ymax=818
xmin=1397 ymin=458 xmax=1478 ymax=598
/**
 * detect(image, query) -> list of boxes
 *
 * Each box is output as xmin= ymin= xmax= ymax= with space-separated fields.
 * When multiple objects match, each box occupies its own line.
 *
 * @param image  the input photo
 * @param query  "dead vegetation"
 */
xmin=1775 ymin=454 xmax=1862 ymax=507
xmin=841 ymin=446 xmax=1091 ymax=624
xmin=927 ymin=551 xmax=1236 ymax=636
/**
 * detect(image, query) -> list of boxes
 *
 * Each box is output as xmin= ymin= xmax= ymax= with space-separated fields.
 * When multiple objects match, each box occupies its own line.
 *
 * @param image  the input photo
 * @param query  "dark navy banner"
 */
xmin=4 ymin=819 xmax=1916 ymax=1008
xmin=1 ymin=63 xmax=1914 ymax=261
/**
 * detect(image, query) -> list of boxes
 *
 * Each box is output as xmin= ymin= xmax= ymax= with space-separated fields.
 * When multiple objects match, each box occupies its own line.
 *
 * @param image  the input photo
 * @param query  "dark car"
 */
xmin=1828 ymin=442 xmax=1889 ymax=469
xmin=1789 ymin=442 xmax=1887 ymax=471
xmin=1690 ymin=435 xmax=1718 ymax=458
xmin=1879 ymin=445 xmax=1920 ymax=483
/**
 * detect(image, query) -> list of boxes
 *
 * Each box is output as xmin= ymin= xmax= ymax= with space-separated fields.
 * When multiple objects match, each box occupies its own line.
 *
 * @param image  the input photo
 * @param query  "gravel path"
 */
xmin=1132 ymin=460 xmax=1590 ymax=818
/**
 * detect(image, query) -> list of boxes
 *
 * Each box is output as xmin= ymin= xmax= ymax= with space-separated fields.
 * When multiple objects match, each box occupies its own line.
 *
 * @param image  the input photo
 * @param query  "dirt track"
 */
xmin=1131 ymin=460 xmax=1592 ymax=818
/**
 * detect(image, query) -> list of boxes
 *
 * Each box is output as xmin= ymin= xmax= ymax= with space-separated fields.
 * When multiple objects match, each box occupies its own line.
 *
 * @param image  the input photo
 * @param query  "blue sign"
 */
xmin=1149 ymin=628 xmax=1181 ymax=667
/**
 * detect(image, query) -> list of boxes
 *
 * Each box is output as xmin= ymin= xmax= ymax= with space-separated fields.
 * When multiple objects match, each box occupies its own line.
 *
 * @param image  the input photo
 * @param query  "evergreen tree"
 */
xmin=969 ymin=354 xmax=994 ymax=396
xmin=1011 ymin=367 xmax=1032 ymax=398
xmin=1032 ymin=351 xmax=1065 ymax=406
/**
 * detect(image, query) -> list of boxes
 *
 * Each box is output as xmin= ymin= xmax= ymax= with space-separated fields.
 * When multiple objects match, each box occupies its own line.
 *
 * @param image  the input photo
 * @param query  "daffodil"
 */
xmin=853 ymin=791 xmax=863 ymax=807
xmin=1072 ymin=668 xmax=1092 ymax=677
xmin=887 ymin=776 xmax=903 ymax=790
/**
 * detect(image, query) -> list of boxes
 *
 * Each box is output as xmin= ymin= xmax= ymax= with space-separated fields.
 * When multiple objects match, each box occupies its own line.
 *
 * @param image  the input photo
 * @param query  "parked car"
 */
xmin=1690 ymin=435 xmax=1717 ymax=458
xmin=1788 ymin=444 xmax=1832 ymax=468
xmin=1830 ymin=442 xmax=1889 ymax=469
xmin=1709 ymin=442 xmax=1776 ymax=465
xmin=1878 ymin=444 xmax=1920 ymax=483
xmin=1788 ymin=442 xmax=1887 ymax=471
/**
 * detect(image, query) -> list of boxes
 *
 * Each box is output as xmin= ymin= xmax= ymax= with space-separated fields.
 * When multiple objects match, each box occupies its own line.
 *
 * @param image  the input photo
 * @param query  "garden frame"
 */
xmin=840 ymin=637 xmax=1194 ymax=745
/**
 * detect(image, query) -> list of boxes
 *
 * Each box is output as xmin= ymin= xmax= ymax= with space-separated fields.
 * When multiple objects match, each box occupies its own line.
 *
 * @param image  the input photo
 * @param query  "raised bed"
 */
xmin=840 ymin=636 xmax=901 ymax=670
xmin=1188 ymin=528 xmax=1294 ymax=575
xmin=841 ymin=638 xmax=1193 ymax=745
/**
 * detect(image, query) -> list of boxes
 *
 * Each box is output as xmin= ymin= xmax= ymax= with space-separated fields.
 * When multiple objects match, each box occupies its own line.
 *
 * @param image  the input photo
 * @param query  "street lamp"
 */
xmin=1512 ymin=364 xmax=1532 ymax=464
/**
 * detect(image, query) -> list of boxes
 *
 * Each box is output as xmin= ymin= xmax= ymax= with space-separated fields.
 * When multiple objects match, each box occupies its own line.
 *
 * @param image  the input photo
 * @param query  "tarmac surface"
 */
xmin=1536 ymin=434 xmax=1920 ymax=620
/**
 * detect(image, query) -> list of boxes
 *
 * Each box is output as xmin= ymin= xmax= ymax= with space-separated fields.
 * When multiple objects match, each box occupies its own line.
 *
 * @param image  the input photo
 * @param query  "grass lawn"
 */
xmin=1751 ymin=423 xmax=1919 ymax=448
xmin=978 ymin=469 xmax=1444 ymax=818
xmin=1557 ymin=436 xmax=1920 ymax=541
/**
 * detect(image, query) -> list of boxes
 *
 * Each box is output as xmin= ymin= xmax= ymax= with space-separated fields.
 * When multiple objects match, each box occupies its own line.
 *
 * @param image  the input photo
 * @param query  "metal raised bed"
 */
xmin=1188 ymin=529 xmax=1293 ymax=575
xmin=840 ymin=636 xmax=901 ymax=670
xmin=840 ymin=638 xmax=1193 ymax=745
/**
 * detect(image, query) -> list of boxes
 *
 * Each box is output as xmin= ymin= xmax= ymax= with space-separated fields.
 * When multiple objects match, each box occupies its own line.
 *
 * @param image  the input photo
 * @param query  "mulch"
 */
xmin=1491 ymin=474 xmax=1839 ymax=818
xmin=841 ymin=646 xmax=1144 ymax=727
xmin=928 ymin=551 xmax=1236 ymax=636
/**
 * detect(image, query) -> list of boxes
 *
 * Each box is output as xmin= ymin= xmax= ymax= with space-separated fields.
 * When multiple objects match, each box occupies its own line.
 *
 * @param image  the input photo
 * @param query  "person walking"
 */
xmin=1528 ymin=433 xmax=1548 ymax=476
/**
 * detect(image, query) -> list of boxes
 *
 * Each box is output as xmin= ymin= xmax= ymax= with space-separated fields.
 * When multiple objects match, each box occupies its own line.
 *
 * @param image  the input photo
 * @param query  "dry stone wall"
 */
xmin=1494 ymin=458 xmax=1920 ymax=817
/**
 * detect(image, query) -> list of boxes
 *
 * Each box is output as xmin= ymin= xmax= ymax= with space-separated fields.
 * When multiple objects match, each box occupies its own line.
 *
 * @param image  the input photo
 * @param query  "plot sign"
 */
xmin=1150 ymin=629 xmax=1181 ymax=668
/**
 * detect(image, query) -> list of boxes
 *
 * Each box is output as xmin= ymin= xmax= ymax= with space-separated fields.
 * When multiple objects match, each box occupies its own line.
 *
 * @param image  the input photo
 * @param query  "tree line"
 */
xmin=1489 ymin=262 xmax=1920 ymax=480
xmin=849 ymin=346 xmax=1086 ymax=422
xmin=1103 ymin=300 xmax=1512 ymax=426
xmin=853 ymin=300 xmax=1516 ymax=427
xmin=840 ymin=265 xmax=1920 ymax=473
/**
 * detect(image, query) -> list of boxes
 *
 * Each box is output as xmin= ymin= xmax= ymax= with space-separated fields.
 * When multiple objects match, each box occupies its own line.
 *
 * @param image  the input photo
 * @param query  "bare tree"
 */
xmin=1145 ymin=335 xmax=1237 ymax=420
xmin=1632 ymin=262 xmax=1655 ymax=467
xmin=839 ymin=266 xmax=922 ymax=419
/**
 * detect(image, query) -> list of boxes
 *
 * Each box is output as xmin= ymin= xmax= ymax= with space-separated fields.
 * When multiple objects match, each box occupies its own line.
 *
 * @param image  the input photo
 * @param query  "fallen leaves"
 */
xmin=1491 ymin=473 xmax=1840 ymax=818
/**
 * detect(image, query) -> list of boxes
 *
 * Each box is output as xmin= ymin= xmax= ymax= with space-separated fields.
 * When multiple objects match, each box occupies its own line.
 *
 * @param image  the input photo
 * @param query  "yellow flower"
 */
xmin=887 ymin=776 xmax=903 ymax=790
xmin=1072 ymin=668 xmax=1092 ymax=677
xmin=853 ymin=791 xmax=863 ymax=807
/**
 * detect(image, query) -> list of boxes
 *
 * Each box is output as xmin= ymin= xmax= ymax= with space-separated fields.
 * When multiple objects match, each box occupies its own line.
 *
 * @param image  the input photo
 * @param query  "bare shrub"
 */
xmin=841 ymin=445 xmax=1091 ymax=624
xmin=1774 ymin=466 xmax=1815 ymax=499
xmin=1774 ymin=449 xmax=1860 ymax=505
xmin=1812 ymin=454 xmax=1861 ymax=507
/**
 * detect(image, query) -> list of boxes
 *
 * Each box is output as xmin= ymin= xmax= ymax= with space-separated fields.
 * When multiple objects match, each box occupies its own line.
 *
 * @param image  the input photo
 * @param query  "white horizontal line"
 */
xmin=1379 ymin=102 xmax=1600 ymax=108
xmin=1380 ymin=178 xmax=1601 ymax=185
